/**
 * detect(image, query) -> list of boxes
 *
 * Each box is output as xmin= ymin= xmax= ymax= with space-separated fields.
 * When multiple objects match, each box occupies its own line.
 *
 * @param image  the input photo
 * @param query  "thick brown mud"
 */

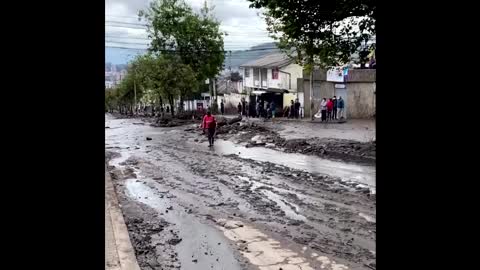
xmin=106 ymin=114 xmax=376 ymax=270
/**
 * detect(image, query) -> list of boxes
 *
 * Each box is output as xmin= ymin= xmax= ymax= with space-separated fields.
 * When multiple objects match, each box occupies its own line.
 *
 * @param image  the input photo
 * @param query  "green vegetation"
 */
xmin=106 ymin=0 xmax=225 ymax=116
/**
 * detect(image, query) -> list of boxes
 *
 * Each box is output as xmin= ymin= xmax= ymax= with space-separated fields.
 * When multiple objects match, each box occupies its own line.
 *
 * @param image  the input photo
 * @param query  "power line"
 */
xmin=106 ymin=35 xmax=150 ymax=41
xmin=106 ymin=24 xmax=147 ymax=30
xmin=106 ymin=46 xmax=148 ymax=50
xmin=106 ymin=14 xmax=140 ymax=19
xmin=106 ymin=40 xmax=150 ymax=46
xmin=105 ymin=20 xmax=148 ymax=26
xmin=105 ymin=45 xmax=279 ymax=53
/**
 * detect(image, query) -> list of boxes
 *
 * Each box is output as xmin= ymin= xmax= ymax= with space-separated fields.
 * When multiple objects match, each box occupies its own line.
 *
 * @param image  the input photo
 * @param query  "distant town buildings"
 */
xmin=105 ymin=63 xmax=128 ymax=89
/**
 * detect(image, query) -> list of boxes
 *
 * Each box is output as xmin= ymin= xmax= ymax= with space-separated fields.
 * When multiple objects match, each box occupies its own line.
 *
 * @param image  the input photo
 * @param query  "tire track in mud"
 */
xmin=106 ymin=116 xmax=376 ymax=270
xmin=130 ymin=139 xmax=375 ymax=268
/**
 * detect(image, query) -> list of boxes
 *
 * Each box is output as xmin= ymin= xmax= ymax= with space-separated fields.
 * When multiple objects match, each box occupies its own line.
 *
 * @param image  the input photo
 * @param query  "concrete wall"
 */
xmin=183 ymin=100 xmax=209 ymax=111
xmin=267 ymin=67 xmax=289 ymax=90
xmin=345 ymin=69 xmax=376 ymax=82
xmin=281 ymin=63 xmax=303 ymax=91
xmin=301 ymin=69 xmax=376 ymax=119
xmin=242 ymin=64 xmax=302 ymax=92
xmin=242 ymin=67 xmax=254 ymax=89
xmin=345 ymin=83 xmax=376 ymax=118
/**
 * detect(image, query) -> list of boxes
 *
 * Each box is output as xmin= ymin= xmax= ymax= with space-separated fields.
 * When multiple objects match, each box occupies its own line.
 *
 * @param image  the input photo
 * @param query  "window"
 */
xmin=272 ymin=68 xmax=279 ymax=79
xmin=245 ymin=68 xmax=250 ymax=77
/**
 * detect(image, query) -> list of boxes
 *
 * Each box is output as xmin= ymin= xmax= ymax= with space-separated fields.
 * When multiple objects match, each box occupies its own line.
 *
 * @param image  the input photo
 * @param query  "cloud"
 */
xmin=105 ymin=0 xmax=273 ymax=53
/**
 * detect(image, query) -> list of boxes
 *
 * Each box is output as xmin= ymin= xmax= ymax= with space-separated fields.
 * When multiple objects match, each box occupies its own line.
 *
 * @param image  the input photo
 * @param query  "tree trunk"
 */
xmin=179 ymin=95 xmax=184 ymax=113
xmin=168 ymin=94 xmax=175 ymax=116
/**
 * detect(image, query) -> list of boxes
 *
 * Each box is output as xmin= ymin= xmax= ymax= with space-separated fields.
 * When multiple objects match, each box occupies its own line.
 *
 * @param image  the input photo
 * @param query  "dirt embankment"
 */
xmin=108 ymin=112 xmax=203 ymax=128
xmin=191 ymin=119 xmax=376 ymax=165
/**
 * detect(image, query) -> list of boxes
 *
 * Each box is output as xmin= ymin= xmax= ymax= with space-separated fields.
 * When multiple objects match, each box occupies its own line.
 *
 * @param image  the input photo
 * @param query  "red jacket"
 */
xmin=326 ymin=100 xmax=334 ymax=111
xmin=202 ymin=115 xmax=216 ymax=129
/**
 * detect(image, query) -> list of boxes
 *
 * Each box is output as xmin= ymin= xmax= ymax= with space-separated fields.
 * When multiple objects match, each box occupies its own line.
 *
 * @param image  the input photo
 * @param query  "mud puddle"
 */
xmin=124 ymin=178 xmax=243 ymax=270
xmin=199 ymin=139 xmax=375 ymax=190
xmin=106 ymin=115 xmax=376 ymax=270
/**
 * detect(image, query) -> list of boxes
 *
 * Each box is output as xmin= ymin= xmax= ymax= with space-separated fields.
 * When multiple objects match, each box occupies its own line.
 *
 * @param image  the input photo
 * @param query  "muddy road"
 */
xmin=106 ymin=114 xmax=376 ymax=270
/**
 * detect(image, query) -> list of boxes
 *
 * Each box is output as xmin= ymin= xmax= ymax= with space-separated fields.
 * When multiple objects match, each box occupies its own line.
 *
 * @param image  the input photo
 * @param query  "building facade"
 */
xmin=300 ymin=68 xmax=376 ymax=119
xmin=239 ymin=52 xmax=303 ymax=113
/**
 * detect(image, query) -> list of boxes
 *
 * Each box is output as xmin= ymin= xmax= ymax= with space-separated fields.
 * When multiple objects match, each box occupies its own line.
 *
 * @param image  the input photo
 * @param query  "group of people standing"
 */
xmin=286 ymin=99 xmax=302 ymax=118
xmin=223 ymin=98 xmax=277 ymax=120
xmin=318 ymin=96 xmax=345 ymax=122
xmin=255 ymin=99 xmax=276 ymax=119
xmin=220 ymin=97 xmax=303 ymax=120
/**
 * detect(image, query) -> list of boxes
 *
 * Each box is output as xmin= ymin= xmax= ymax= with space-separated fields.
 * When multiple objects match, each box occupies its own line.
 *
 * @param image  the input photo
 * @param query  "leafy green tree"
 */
xmin=139 ymin=0 xmax=225 ymax=84
xmin=115 ymin=65 xmax=144 ymax=115
xmin=134 ymin=53 xmax=197 ymax=116
xmin=105 ymin=89 xmax=117 ymax=112
xmin=247 ymin=0 xmax=376 ymax=69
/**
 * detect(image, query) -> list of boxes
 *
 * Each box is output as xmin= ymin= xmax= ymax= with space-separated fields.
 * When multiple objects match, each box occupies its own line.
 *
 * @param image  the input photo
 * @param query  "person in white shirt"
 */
xmin=320 ymin=98 xmax=327 ymax=122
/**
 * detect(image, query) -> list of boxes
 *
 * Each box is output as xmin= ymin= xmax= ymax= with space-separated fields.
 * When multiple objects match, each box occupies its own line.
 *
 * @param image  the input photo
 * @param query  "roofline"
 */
xmin=239 ymin=60 xmax=294 ymax=69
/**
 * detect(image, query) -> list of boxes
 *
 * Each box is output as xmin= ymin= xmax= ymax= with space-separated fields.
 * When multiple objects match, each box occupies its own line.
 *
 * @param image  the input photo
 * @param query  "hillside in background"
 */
xmin=224 ymin=42 xmax=280 ymax=71
xmin=105 ymin=42 xmax=281 ymax=73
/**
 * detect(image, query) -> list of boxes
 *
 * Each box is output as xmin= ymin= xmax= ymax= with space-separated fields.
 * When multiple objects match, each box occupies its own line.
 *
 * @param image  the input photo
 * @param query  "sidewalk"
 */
xmin=105 ymin=165 xmax=141 ymax=270
xmin=221 ymin=114 xmax=375 ymax=142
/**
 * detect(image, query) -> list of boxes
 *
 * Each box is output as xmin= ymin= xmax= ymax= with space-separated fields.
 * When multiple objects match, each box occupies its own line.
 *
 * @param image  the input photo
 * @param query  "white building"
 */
xmin=239 ymin=52 xmax=303 ymax=94
xmin=239 ymin=52 xmax=304 ymax=113
xmin=105 ymin=81 xmax=114 ymax=89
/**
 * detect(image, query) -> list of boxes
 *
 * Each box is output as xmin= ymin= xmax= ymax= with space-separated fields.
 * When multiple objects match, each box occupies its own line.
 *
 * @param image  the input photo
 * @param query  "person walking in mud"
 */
xmin=220 ymin=100 xmax=225 ymax=115
xmin=202 ymin=110 xmax=217 ymax=147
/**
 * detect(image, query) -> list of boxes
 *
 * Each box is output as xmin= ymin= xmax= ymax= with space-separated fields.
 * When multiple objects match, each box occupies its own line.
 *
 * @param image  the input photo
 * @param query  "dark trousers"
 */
xmin=321 ymin=110 xmax=327 ymax=121
xmin=207 ymin=128 xmax=215 ymax=145
xmin=327 ymin=110 xmax=332 ymax=120
xmin=332 ymin=107 xmax=337 ymax=119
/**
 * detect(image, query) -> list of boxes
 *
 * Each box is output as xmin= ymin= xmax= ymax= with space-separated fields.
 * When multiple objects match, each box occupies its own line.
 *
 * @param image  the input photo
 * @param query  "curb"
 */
xmin=105 ymin=164 xmax=141 ymax=270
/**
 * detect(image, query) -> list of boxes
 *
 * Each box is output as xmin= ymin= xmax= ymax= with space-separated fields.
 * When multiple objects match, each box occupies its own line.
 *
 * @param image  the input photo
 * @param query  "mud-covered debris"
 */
xmin=167 ymin=238 xmax=182 ymax=245
xmin=288 ymin=220 xmax=304 ymax=226
xmin=146 ymin=137 xmax=152 ymax=140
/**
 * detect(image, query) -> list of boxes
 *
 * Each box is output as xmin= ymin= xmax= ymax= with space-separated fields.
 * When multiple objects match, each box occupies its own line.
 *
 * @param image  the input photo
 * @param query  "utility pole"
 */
xmin=309 ymin=68 xmax=313 ymax=120
xmin=131 ymin=64 xmax=138 ymax=116
xmin=134 ymin=75 xmax=137 ymax=115
xmin=213 ymin=78 xmax=217 ymax=106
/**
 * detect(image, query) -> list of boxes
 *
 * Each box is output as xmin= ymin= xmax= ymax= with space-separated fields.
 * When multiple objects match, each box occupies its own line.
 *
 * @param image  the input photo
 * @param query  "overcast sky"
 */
xmin=106 ymin=0 xmax=274 ymax=64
